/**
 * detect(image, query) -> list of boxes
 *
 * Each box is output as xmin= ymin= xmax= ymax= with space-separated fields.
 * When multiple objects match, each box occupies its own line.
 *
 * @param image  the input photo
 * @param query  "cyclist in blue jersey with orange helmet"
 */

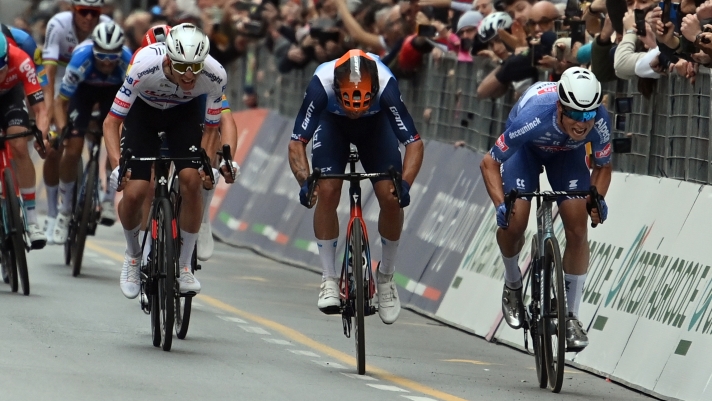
xmin=480 ymin=67 xmax=612 ymax=352
xmin=52 ymin=21 xmax=132 ymax=245
xmin=289 ymin=49 xmax=424 ymax=324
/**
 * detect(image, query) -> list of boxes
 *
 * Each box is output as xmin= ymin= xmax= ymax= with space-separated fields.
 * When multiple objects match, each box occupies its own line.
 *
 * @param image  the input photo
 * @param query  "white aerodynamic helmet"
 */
xmin=92 ymin=21 xmax=124 ymax=51
xmin=557 ymin=67 xmax=602 ymax=111
xmin=165 ymin=23 xmax=210 ymax=64
xmin=477 ymin=11 xmax=513 ymax=43
xmin=72 ymin=0 xmax=105 ymax=7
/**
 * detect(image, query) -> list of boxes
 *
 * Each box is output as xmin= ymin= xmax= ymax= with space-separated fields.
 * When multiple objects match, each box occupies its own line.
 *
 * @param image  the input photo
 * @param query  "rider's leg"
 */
xmin=140 ymin=168 xmax=154 ymax=264
xmin=313 ymin=178 xmax=342 ymax=278
xmin=177 ymin=168 xmax=202 ymax=267
xmin=57 ymin=135 xmax=84 ymax=213
xmin=43 ymin=149 xmax=60 ymax=225
xmin=373 ymin=180 xmax=403 ymax=274
xmin=197 ymin=129 xmax=220 ymax=261
xmin=558 ymin=199 xmax=589 ymax=318
xmin=6 ymin=127 xmax=38 ymax=223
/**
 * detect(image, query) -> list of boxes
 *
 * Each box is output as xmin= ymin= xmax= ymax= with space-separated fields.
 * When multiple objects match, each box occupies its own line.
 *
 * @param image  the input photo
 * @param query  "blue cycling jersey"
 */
xmin=59 ymin=40 xmax=132 ymax=99
xmin=489 ymin=81 xmax=613 ymax=167
xmin=291 ymin=53 xmax=420 ymax=146
xmin=1 ymin=24 xmax=47 ymax=87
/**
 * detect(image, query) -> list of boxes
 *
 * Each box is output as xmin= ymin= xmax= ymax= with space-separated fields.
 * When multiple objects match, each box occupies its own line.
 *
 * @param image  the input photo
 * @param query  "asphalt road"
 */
xmin=0 ymin=224 xmax=655 ymax=401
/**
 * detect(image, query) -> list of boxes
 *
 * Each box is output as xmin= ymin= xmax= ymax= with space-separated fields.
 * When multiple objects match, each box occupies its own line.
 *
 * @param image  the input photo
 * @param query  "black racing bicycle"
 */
xmin=504 ymin=185 xmax=603 ymax=393
xmin=170 ymin=144 xmax=234 ymax=340
xmin=118 ymin=143 xmax=214 ymax=351
xmin=63 ymin=124 xmax=104 ymax=277
xmin=306 ymin=148 xmax=402 ymax=375
xmin=0 ymin=124 xmax=45 ymax=296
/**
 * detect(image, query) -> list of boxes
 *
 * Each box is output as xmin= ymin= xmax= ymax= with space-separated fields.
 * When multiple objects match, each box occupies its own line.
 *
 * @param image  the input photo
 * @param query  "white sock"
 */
xmin=379 ymin=237 xmax=399 ymax=275
xmin=179 ymin=229 xmax=198 ymax=268
xmin=123 ymin=225 xmax=141 ymax=257
xmin=565 ymin=273 xmax=587 ymax=318
xmin=201 ymin=187 xmax=216 ymax=224
xmin=141 ymin=234 xmax=153 ymax=265
xmin=503 ymin=253 xmax=522 ymax=289
xmin=58 ymin=179 xmax=76 ymax=214
xmin=20 ymin=188 xmax=37 ymax=225
xmin=317 ymin=238 xmax=338 ymax=279
xmin=46 ymin=184 xmax=58 ymax=218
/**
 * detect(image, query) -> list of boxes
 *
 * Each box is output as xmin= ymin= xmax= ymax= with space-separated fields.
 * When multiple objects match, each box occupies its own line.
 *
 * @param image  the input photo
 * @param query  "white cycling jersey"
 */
xmin=109 ymin=43 xmax=226 ymax=127
xmin=43 ymin=11 xmax=111 ymax=66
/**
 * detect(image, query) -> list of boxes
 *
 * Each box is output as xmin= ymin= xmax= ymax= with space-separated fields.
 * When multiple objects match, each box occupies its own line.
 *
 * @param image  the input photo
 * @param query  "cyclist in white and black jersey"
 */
xmin=42 ymin=0 xmax=111 ymax=243
xmin=103 ymin=24 xmax=238 ymax=299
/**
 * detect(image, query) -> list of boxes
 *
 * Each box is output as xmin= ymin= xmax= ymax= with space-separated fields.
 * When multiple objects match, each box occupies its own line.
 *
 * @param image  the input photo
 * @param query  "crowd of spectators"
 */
xmin=10 ymin=0 xmax=712 ymax=106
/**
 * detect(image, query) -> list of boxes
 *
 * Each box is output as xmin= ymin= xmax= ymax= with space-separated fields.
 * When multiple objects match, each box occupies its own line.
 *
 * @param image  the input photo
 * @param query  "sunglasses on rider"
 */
xmin=93 ymin=48 xmax=121 ymax=62
xmin=562 ymin=107 xmax=597 ymax=122
xmin=75 ymin=7 xmax=102 ymax=18
xmin=170 ymin=61 xmax=204 ymax=75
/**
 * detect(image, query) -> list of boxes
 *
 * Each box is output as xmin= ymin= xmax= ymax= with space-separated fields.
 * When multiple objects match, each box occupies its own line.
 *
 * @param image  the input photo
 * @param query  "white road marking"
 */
xmin=401 ymin=396 xmax=438 ymax=401
xmin=192 ymin=302 xmax=204 ymax=309
xmin=311 ymin=360 xmax=347 ymax=369
xmin=99 ymin=259 xmax=115 ymax=265
xmin=85 ymin=252 xmax=99 ymax=258
xmin=239 ymin=326 xmax=270 ymax=335
xmin=367 ymin=384 xmax=408 ymax=392
xmin=217 ymin=315 xmax=247 ymax=324
xmin=262 ymin=338 xmax=292 ymax=345
xmin=289 ymin=350 xmax=320 ymax=357
xmin=341 ymin=373 xmax=377 ymax=381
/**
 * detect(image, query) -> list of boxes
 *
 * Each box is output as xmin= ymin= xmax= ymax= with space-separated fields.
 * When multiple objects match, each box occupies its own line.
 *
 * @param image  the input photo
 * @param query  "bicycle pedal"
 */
xmin=180 ymin=290 xmax=198 ymax=297
xmin=195 ymin=264 xmax=202 ymax=271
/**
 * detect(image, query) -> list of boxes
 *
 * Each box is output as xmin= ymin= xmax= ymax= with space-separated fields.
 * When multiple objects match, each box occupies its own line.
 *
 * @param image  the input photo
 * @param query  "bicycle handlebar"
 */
xmin=4 ymin=124 xmax=45 ymax=154
xmin=504 ymin=186 xmax=604 ymax=229
xmin=216 ymin=144 xmax=235 ymax=181
xmin=117 ymin=147 xmax=214 ymax=185
xmin=306 ymin=166 xmax=403 ymax=208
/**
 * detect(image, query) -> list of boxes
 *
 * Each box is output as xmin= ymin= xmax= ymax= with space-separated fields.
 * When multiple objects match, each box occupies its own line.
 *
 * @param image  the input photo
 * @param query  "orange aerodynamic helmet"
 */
xmin=333 ymin=49 xmax=379 ymax=114
xmin=141 ymin=25 xmax=172 ymax=47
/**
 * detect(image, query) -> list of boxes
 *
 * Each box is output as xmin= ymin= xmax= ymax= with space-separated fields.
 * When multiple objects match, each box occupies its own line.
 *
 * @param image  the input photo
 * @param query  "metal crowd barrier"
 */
xmin=224 ymin=49 xmax=712 ymax=185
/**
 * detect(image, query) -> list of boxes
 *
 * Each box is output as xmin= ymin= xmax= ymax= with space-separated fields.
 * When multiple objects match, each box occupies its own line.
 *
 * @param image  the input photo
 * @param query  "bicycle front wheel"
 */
xmin=5 ymin=169 xmax=28 ymax=295
xmin=351 ymin=219 xmax=366 ymax=375
xmin=543 ymin=237 xmax=565 ymax=392
xmin=72 ymin=160 xmax=97 ymax=277
xmin=156 ymin=199 xmax=175 ymax=351
xmin=528 ymin=235 xmax=547 ymax=389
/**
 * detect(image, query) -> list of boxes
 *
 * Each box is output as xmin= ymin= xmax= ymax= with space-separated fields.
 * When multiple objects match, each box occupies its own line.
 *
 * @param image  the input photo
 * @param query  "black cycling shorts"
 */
xmin=0 ymin=84 xmax=29 ymax=132
xmin=121 ymin=97 xmax=204 ymax=181
xmin=67 ymin=83 xmax=120 ymax=137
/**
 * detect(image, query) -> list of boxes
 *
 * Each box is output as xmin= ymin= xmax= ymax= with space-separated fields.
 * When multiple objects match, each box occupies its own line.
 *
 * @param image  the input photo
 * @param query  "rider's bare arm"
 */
xmin=288 ymin=140 xmax=310 ymax=185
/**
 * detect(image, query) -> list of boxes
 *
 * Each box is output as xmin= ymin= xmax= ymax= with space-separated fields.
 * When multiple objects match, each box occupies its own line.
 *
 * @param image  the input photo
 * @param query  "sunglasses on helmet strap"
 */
xmin=562 ymin=107 xmax=596 ymax=122
xmin=170 ymin=61 xmax=205 ymax=75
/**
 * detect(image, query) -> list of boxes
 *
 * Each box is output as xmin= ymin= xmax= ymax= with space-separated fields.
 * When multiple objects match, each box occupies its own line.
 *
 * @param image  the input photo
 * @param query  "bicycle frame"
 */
xmin=76 ymin=132 xmax=103 ymax=229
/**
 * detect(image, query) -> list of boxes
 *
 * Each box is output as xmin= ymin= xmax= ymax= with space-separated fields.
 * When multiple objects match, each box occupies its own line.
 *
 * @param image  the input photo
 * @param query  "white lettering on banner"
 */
xmin=301 ymin=101 xmax=315 ymax=130
xmin=389 ymin=106 xmax=408 ymax=131
xmin=595 ymin=118 xmax=610 ymax=144
xmin=508 ymin=117 xmax=541 ymax=138
xmin=416 ymin=192 xmax=486 ymax=253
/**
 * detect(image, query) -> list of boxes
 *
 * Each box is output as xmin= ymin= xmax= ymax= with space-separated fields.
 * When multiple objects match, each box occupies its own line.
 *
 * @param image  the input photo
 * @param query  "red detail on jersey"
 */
xmin=207 ymin=108 xmax=221 ymax=115
xmin=595 ymin=143 xmax=612 ymax=159
xmin=495 ymin=134 xmax=509 ymax=152
xmin=132 ymin=79 xmax=140 ymax=87
xmin=0 ymin=44 xmax=42 ymax=97
xmin=413 ymin=133 xmax=421 ymax=141
xmin=113 ymin=98 xmax=130 ymax=109
xmin=537 ymin=86 xmax=557 ymax=95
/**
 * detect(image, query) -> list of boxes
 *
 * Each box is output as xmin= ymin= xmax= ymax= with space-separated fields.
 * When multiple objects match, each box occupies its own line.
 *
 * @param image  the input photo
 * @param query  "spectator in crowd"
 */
xmin=474 ymin=0 xmax=495 ymax=16
xmin=452 ymin=10 xmax=484 ymax=62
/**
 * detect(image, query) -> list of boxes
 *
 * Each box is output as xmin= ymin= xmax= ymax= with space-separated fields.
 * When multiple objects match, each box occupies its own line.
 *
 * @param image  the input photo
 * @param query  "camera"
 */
xmin=417 ymin=24 xmax=438 ymax=38
xmin=634 ymin=9 xmax=646 ymax=36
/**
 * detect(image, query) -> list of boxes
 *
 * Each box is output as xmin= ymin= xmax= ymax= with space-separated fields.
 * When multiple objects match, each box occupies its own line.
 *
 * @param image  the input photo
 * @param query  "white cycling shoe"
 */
xmin=178 ymin=268 xmax=201 ymax=294
xmin=100 ymin=200 xmax=116 ymax=226
xmin=317 ymin=278 xmax=341 ymax=315
xmin=376 ymin=269 xmax=401 ymax=325
xmin=197 ymin=222 xmax=214 ymax=261
xmin=120 ymin=253 xmax=141 ymax=299
xmin=52 ymin=212 xmax=71 ymax=245
xmin=27 ymin=223 xmax=47 ymax=250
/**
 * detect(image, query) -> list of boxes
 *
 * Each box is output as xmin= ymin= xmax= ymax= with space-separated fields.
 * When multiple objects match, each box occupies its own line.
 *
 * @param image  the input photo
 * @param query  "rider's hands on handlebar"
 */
xmin=586 ymin=195 xmax=608 ymax=225
xmin=299 ymin=177 xmax=316 ymax=208
xmin=219 ymin=159 xmax=240 ymax=183
xmin=394 ymin=180 xmax=411 ymax=207
xmin=110 ymin=166 xmax=131 ymax=193
xmin=496 ymin=202 xmax=509 ymax=228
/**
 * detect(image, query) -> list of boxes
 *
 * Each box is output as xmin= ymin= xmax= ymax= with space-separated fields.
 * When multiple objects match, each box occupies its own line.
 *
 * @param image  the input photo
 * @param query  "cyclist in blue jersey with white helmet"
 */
xmin=289 ymin=49 xmax=424 ymax=324
xmin=480 ymin=67 xmax=612 ymax=352
xmin=52 ymin=21 xmax=131 ymax=245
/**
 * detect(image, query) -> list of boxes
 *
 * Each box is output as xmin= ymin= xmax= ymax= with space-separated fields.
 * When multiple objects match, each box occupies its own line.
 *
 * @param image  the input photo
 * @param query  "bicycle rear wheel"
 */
xmin=351 ymin=219 xmax=366 ymax=375
xmin=156 ymin=199 xmax=175 ymax=351
xmin=543 ymin=237 xmax=565 ymax=392
xmin=2 ymin=238 xmax=17 ymax=292
xmin=5 ymin=169 xmax=28 ymax=295
xmin=72 ymin=160 xmax=97 ymax=277
xmin=175 ymin=244 xmax=195 ymax=339
xmin=528 ymin=236 xmax=548 ymax=389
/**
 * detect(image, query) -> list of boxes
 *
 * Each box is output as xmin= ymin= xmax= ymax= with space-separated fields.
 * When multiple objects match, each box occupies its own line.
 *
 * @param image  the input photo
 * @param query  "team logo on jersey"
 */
xmin=495 ymin=134 xmax=509 ymax=152
xmin=113 ymin=98 xmax=130 ymax=109
xmin=537 ymin=85 xmax=556 ymax=95
xmin=389 ymin=106 xmax=408 ymax=131
xmin=509 ymin=117 xmax=541 ymax=138
xmin=594 ymin=118 xmax=610 ymax=144
xmin=137 ymin=65 xmax=159 ymax=79
xmin=33 ymin=48 xmax=43 ymax=66
xmin=595 ymin=143 xmax=612 ymax=159
xmin=19 ymin=59 xmax=37 ymax=85
xmin=203 ymin=70 xmax=223 ymax=84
